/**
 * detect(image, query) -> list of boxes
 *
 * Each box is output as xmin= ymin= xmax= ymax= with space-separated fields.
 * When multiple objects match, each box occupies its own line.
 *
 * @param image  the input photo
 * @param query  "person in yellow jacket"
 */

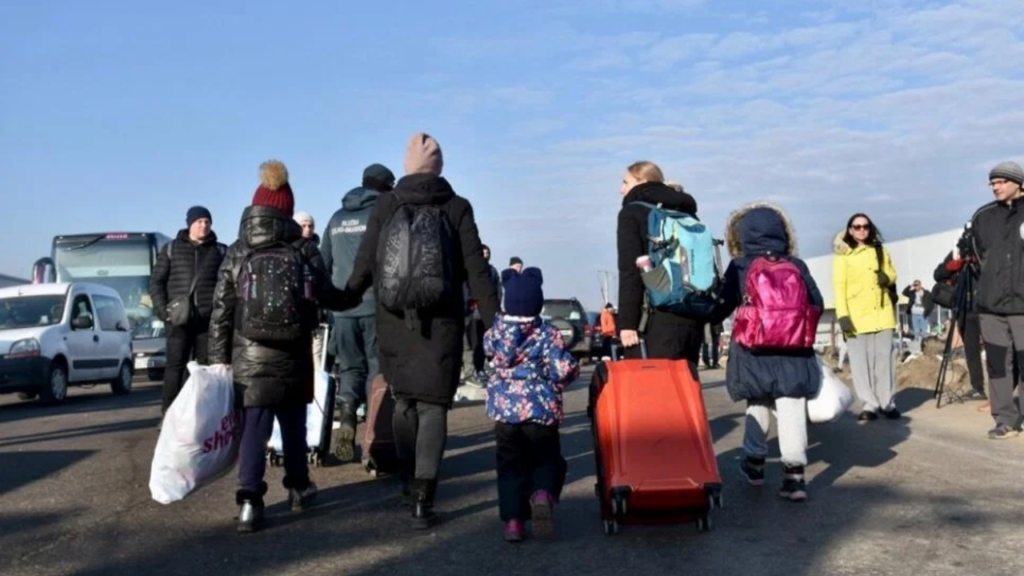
xmin=833 ymin=213 xmax=901 ymax=422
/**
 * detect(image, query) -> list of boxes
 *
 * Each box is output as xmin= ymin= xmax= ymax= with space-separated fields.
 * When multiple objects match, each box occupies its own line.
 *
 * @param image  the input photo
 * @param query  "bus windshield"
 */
xmin=53 ymin=236 xmax=155 ymax=333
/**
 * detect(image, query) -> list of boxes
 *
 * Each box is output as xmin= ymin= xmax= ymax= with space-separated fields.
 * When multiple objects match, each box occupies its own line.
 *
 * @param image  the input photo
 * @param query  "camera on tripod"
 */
xmin=955 ymin=224 xmax=977 ymax=263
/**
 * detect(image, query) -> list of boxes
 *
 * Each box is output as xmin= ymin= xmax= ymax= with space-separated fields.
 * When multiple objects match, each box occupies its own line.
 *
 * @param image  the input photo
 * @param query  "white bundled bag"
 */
xmin=150 ymin=362 xmax=239 ymax=504
xmin=807 ymin=357 xmax=854 ymax=424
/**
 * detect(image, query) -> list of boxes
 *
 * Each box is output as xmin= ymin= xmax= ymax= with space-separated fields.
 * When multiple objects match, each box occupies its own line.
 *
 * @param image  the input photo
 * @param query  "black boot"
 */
xmin=411 ymin=479 xmax=438 ymax=530
xmin=331 ymin=401 xmax=358 ymax=462
xmin=399 ymin=474 xmax=412 ymax=508
xmin=283 ymin=475 xmax=318 ymax=513
xmin=236 ymin=482 xmax=268 ymax=533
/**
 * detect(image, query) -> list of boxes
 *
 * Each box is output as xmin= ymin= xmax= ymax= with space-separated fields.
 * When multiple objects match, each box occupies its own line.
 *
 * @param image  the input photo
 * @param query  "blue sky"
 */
xmin=2 ymin=0 xmax=1022 ymax=309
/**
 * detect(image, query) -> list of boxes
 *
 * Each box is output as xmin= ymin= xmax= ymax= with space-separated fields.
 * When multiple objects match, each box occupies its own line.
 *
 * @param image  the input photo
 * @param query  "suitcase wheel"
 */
xmin=611 ymin=494 xmax=627 ymax=516
xmin=710 ymin=492 xmax=724 ymax=510
xmin=696 ymin=514 xmax=713 ymax=533
xmin=602 ymin=519 xmax=620 ymax=536
xmin=610 ymin=487 xmax=631 ymax=517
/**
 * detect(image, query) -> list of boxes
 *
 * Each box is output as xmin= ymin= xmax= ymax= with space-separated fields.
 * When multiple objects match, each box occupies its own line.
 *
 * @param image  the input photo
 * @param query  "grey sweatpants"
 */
xmin=847 ymin=329 xmax=895 ymax=413
xmin=744 ymin=398 xmax=808 ymax=467
xmin=979 ymin=314 xmax=1024 ymax=428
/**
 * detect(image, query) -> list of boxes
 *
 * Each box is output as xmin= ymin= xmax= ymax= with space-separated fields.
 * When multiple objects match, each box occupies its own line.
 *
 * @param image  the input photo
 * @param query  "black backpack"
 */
xmin=376 ymin=196 xmax=457 ymax=313
xmin=237 ymin=242 xmax=314 ymax=342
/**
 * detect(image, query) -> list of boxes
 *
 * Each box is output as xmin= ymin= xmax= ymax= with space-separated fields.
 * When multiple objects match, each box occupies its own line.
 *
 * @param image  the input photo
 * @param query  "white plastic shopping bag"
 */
xmin=807 ymin=357 xmax=854 ymax=424
xmin=150 ymin=362 xmax=239 ymax=504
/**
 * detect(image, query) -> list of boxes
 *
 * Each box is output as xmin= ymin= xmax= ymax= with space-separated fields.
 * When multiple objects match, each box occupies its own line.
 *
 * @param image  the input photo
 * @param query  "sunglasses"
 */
xmin=850 ymin=224 xmax=871 ymax=231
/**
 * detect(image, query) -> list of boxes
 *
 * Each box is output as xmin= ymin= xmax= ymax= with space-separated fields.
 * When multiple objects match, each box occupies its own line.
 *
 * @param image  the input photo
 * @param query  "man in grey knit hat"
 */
xmin=970 ymin=161 xmax=1024 ymax=439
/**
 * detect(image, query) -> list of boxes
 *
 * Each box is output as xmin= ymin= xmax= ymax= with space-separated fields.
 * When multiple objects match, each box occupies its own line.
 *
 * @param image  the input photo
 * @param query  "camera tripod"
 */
xmin=933 ymin=262 xmax=976 ymax=408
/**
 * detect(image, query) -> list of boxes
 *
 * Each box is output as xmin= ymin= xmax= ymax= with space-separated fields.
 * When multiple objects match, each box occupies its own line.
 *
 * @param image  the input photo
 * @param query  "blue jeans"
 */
xmin=333 ymin=314 xmax=379 ymax=408
xmin=912 ymin=314 xmax=929 ymax=339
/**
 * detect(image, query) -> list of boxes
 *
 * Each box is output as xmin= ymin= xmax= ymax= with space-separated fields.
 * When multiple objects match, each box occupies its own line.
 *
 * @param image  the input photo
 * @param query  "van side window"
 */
xmin=71 ymin=295 xmax=93 ymax=324
xmin=93 ymin=295 xmax=124 ymax=331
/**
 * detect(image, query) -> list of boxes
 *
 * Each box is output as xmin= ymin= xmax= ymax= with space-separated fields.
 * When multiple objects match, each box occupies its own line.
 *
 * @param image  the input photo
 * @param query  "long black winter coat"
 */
xmin=616 ymin=182 xmax=704 ymax=359
xmin=149 ymin=230 xmax=226 ymax=325
xmin=716 ymin=203 xmax=823 ymax=402
xmin=345 ymin=174 xmax=500 ymax=406
xmin=208 ymin=206 xmax=343 ymax=408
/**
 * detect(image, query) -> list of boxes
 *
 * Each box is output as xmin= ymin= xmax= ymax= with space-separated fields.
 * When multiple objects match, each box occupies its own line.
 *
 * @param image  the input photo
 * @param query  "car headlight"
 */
xmin=8 ymin=338 xmax=41 ymax=359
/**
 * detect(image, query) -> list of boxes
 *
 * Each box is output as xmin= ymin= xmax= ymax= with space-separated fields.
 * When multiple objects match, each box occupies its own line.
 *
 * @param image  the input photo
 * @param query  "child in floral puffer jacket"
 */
xmin=484 ymin=267 xmax=579 ymax=543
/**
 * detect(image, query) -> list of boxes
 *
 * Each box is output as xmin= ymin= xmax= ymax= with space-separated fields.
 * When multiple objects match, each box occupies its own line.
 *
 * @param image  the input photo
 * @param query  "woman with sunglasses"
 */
xmin=833 ymin=214 xmax=901 ymax=421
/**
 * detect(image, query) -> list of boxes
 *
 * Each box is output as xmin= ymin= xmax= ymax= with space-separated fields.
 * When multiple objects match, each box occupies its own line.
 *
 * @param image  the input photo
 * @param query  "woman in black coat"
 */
xmin=616 ymin=161 xmax=705 ymax=362
xmin=344 ymin=133 xmax=500 ymax=528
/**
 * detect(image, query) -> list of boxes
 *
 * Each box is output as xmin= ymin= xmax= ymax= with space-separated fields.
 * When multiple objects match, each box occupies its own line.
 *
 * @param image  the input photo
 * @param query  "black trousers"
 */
xmin=625 ymin=313 xmax=703 ymax=364
xmin=393 ymin=398 xmax=449 ymax=481
xmin=960 ymin=312 xmax=986 ymax=395
xmin=466 ymin=317 xmax=486 ymax=373
xmin=162 ymin=322 xmax=210 ymax=413
xmin=702 ymin=334 xmax=721 ymax=367
xmin=495 ymin=422 xmax=567 ymax=522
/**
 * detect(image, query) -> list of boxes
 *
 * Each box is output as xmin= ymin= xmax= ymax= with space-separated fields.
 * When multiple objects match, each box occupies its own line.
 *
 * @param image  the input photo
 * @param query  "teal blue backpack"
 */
xmin=635 ymin=202 xmax=720 ymax=318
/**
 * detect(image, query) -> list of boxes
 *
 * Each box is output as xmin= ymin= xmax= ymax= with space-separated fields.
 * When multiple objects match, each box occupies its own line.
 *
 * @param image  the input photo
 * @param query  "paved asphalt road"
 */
xmin=2 ymin=367 xmax=1023 ymax=576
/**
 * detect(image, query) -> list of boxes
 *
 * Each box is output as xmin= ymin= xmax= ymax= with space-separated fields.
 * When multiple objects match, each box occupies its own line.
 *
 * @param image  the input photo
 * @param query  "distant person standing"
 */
xmin=702 ymin=323 xmax=723 ymax=369
xmin=149 ymin=206 xmax=226 ymax=417
xmin=901 ymin=280 xmax=933 ymax=340
xmin=321 ymin=164 xmax=396 ymax=462
xmin=295 ymin=211 xmax=320 ymax=244
xmin=464 ymin=245 xmax=502 ymax=386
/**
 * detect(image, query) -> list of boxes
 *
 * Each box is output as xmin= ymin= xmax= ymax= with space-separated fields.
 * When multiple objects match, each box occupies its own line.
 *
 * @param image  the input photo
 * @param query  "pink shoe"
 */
xmin=503 ymin=519 xmax=526 ymax=543
xmin=530 ymin=490 xmax=556 ymax=539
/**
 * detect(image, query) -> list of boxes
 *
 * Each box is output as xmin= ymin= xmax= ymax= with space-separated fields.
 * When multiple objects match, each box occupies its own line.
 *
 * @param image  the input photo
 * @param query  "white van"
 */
xmin=0 ymin=282 xmax=134 ymax=405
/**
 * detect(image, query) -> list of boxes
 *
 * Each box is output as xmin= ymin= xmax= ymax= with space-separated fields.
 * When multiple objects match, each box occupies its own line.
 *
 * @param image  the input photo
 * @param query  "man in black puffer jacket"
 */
xmin=208 ymin=160 xmax=348 ymax=533
xmin=149 ymin=206 xmax=226 ymax=414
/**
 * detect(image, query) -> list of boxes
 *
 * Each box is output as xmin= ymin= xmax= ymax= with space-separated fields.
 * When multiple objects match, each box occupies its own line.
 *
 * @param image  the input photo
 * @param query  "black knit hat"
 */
xmin=186 ymin=206 xmax=212 ymax=227
xmin=363 ymin=164 xmax=396 ymax=192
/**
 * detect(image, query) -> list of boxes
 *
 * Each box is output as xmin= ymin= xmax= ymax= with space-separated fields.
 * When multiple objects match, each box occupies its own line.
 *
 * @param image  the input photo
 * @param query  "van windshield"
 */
xmin=0 ymin=295 xmax=67 ymax=330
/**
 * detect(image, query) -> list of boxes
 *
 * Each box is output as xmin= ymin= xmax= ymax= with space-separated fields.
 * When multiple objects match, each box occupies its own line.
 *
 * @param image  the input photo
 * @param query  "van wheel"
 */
xmin=39 ymin=361 xmax=69 ymax=406
xmin=111 ymin=362 xmax=133 ymax=396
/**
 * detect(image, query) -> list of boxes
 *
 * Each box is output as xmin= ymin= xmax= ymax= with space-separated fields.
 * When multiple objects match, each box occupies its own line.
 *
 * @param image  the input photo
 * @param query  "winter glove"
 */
xmin=838 ymin=316 xmax=855 ymax=335
xmin=945 ymin=258 xmax=964 ymax=273
xmin=876 ymin=271 xmax=891 ymax=287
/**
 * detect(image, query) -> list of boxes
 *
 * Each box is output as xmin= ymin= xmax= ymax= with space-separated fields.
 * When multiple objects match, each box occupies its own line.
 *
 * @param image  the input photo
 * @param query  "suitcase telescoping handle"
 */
xmin=610 ymin=340 xmax=648 ymax=361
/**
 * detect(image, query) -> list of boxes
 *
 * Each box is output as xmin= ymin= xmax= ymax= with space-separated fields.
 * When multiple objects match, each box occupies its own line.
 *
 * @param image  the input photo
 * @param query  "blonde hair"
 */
xmin=627 ymin=161 xmax=665 ymax=184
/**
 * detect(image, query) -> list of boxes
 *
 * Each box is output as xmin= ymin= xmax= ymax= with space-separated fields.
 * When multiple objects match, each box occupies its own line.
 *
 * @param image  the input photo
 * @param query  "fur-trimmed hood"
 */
xmin=725 ymin=202 xmax=798 ymax=258
xmin=833 ymin=231 xmax=852 ymax=256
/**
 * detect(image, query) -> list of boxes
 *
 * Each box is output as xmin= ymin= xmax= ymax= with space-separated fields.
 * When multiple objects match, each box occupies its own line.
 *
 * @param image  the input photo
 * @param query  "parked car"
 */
xmin=541 ymin=298 xmax=591 ymax=362
xmin=131 ymin=320 xmax=167 ymax=382
xmin=0 ymin=282 xmax=134 ymax=405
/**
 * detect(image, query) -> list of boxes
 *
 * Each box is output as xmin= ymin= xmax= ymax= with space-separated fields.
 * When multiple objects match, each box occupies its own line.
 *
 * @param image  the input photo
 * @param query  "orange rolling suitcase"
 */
xmin=588 ymin=344 xmax=722 ymax=536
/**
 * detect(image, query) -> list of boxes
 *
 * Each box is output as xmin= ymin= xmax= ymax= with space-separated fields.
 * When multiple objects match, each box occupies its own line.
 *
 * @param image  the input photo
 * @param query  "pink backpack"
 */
xmin=732 ymin=256 xmax=822 ymax=350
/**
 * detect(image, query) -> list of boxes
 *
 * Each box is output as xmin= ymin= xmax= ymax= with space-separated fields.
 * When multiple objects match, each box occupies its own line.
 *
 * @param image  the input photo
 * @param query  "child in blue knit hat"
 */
xmin=483 ymin=267 xmax=579 ymax=543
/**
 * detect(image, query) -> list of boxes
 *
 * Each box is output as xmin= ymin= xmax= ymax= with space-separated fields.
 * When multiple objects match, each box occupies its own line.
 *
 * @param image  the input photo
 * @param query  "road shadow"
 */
xmin=0 ymin=417 xmax=160 ymax=448
xmin=0 ymin=386 xmax=161 ymax=425
xmin=0 ymin=450 xmax=95 ymax=495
